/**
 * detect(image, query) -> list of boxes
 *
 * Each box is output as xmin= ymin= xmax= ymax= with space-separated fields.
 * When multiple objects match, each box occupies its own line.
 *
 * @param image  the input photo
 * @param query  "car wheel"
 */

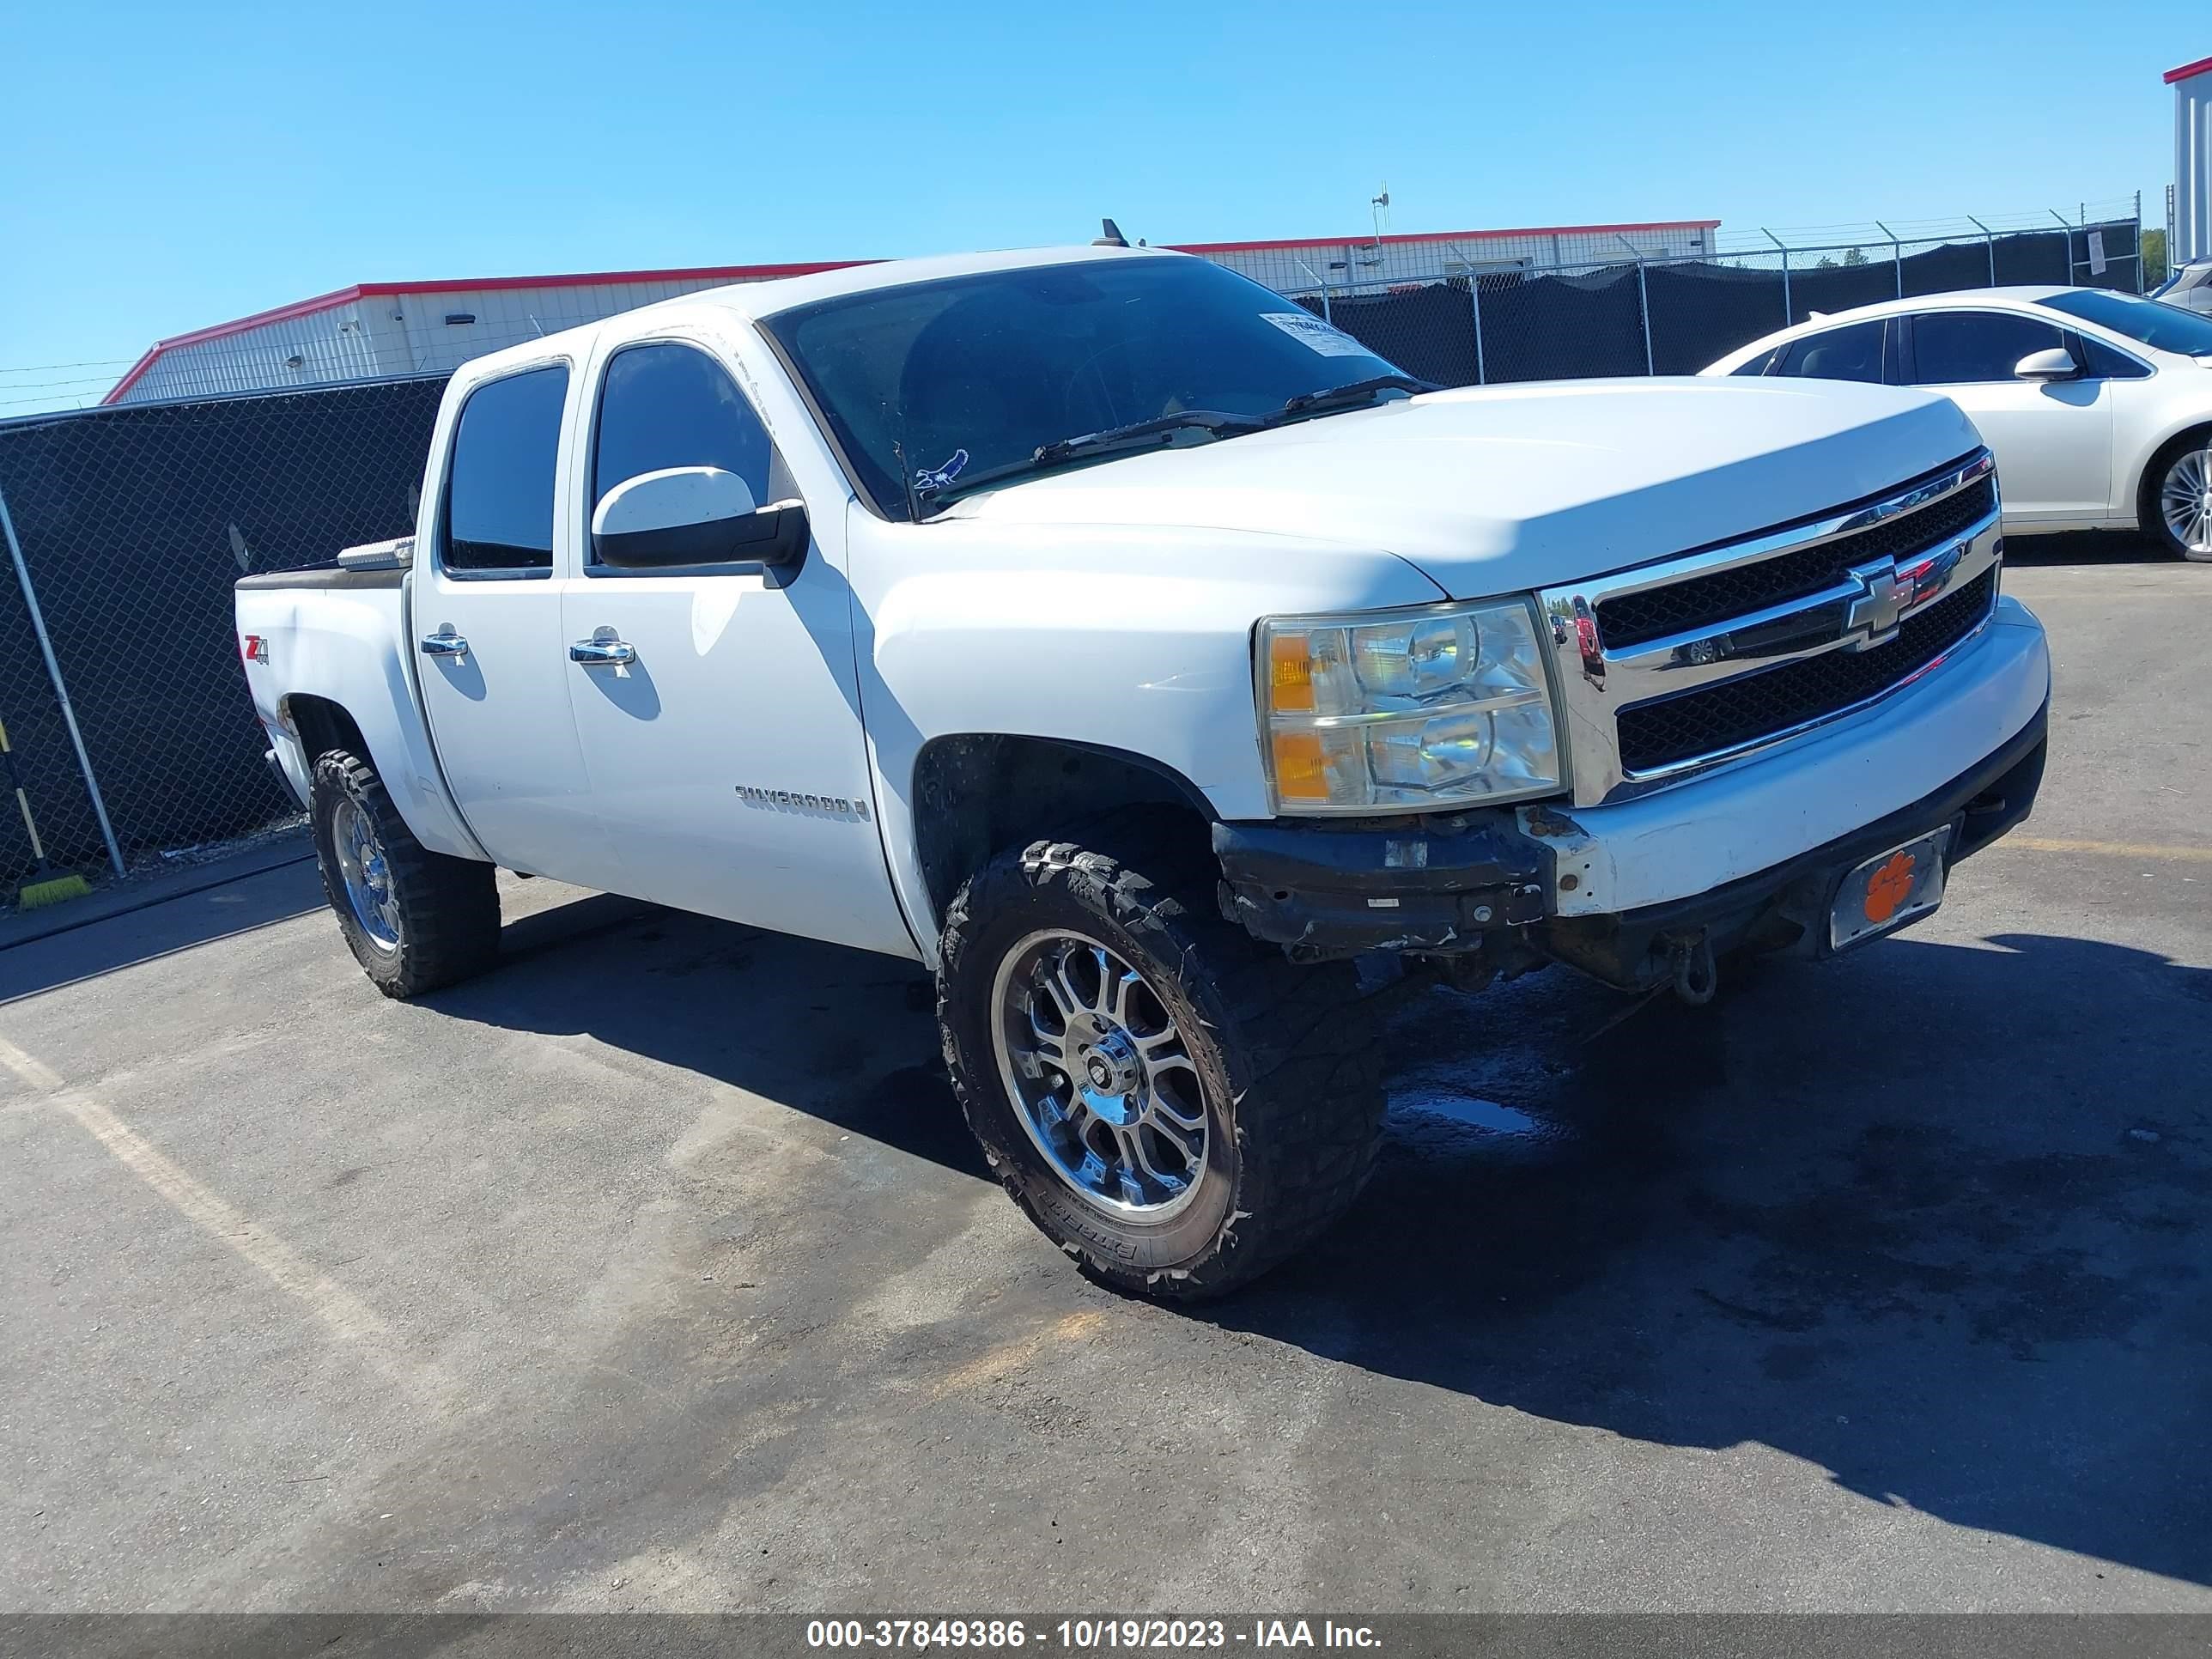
xmin=309 ymin=749 xmax=501 ymax=998
xmin=937 ymin=811 xmax=1386 ymax=1301
xmin=2142 ymin=430 xmax=2212 ymax=562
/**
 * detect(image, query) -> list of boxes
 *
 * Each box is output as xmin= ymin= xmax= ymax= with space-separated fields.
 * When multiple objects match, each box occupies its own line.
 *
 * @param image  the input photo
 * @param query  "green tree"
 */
xmin=2143 ymin=228 xmax=2168 ymax=288
xmin=1841 ymin=246 xmax=1869 ymax=267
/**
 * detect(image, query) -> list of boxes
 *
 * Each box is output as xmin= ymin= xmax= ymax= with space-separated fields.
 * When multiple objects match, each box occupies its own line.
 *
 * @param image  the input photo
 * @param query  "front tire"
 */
xmin=937 ymin=813 xmax=1385 ymax=1301
xmin=309 ymin=749 xmax=501 ymax=998
xmin=2141 ymin=429 xmax=2212 ymax=562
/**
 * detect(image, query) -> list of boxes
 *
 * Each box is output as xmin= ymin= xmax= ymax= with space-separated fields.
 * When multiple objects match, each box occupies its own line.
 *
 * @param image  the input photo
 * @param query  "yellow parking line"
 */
xmin=1998 ymin=836 xmax=2212 ymax=864
xmin=0 ymin=1032 xmax=456 ymax=1407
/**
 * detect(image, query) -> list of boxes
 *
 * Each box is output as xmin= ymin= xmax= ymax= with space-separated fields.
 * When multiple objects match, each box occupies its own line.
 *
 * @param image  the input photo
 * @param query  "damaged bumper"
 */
xmin=1216 ymin=704 xmax=2045 ymax=986
xmin=1212 ymin=814 xmax=1550 ymax=957
xmin=1215 ymin=598 xmax=2051 ymax=990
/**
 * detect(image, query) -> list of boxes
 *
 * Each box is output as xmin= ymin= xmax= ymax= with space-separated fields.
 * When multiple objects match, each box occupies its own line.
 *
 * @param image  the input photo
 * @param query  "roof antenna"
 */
xmin=1093 ymin=218 xmax=1129 ymax=248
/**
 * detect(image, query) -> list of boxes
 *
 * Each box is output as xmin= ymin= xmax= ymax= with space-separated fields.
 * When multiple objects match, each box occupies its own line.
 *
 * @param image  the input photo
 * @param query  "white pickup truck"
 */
xmin=236 ymin=244 xmax=2051 ymax=1298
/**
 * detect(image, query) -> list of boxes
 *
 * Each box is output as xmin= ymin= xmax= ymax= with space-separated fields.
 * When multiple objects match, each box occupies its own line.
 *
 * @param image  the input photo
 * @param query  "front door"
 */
xmin=414 ymin=360 xmax=626 ymax=890
xmin=1904 ymin=309 xmax=2113 ymax=522
xmin=558 ymin=334 xmax=913 ymax=957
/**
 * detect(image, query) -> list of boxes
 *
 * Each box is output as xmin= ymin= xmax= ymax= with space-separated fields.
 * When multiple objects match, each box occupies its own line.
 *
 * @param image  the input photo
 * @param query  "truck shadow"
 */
xmin=435 ymin=891 xmax=2211 ymax=1587
xmin=428 ymin=887 xmax=981 ymax=1180
xmin=1213 ymin=929 xmax=2212 ymax=1588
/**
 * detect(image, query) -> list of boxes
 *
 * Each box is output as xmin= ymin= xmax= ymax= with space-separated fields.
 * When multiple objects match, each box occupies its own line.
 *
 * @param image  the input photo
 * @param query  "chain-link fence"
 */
xmin=0 ymin=202 xmax=2154 ymax=890
xmin=1297 ymin=216 xmax=2143 ymax=387
xmin=0 ymin=380 xmax=444 ymax=884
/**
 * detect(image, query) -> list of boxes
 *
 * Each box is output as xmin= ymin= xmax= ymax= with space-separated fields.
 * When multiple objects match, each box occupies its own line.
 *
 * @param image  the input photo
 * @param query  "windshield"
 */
xmin=761 ymin=257 xmax=1403 ymax=519
xmin=2039 ymin=289 xmax=2212 ymax=356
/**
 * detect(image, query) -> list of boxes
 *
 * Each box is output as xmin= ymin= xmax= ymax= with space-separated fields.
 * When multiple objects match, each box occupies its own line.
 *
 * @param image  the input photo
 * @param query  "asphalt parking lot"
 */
xmin=2 ymin=545 xmax=2207 ymax=1615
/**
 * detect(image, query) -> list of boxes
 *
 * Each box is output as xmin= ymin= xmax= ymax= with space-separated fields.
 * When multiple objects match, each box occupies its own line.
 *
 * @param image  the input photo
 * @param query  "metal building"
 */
xmin=2175 ymin=54 xmax=2212 ymax=264
xmin=1178 ymin=218 xmax=1717 ymax=297
xmin=102 ymin=261 xmax=863 ymax=405
xmin=103 ymin=219 xmax=1719 ymax=405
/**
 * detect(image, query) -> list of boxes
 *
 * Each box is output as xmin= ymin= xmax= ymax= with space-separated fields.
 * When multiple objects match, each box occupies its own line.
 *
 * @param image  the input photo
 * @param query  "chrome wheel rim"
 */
xmin=330 ymin=797 xmax=401 ymax=951
xmin=2160 ymin=447 xmax=2212 ymax=554
xmin=990 ymin=929 xmax=1211 ymax=1221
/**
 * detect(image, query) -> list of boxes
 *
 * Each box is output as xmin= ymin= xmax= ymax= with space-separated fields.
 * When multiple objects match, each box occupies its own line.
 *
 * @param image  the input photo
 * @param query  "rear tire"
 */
xmin=937 ymin=811 xmax=1385 ymax=1301
xmin=309 ymin=749 xmax=501 ymax=998
xmin=2139 ymin=428 xmax=2212 ymax=562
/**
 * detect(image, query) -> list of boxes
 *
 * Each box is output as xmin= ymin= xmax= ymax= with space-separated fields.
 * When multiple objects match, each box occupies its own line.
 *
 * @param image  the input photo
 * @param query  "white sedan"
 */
xmin=1704 ymin=286 xmax=2212 ymax=562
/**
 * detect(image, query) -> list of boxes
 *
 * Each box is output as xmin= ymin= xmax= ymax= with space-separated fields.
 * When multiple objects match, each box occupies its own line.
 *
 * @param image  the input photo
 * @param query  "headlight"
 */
xmin=1257 ymin=597 xmax=1563 ymax=813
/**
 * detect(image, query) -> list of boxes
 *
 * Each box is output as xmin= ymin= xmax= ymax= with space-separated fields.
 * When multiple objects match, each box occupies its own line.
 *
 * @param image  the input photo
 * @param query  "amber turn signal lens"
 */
xmin=1268 ymin=633 xmax=1316 ymax=714
xmin=1269 ymin=729 xmax=1329 ymax=800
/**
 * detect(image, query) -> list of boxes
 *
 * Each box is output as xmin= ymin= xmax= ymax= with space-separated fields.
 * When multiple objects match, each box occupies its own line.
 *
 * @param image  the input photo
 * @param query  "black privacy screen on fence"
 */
xmin=0 ymin=378 xmax=447 ymax=882
xmin=1305 ymin=220 xmax=2141 ymax=385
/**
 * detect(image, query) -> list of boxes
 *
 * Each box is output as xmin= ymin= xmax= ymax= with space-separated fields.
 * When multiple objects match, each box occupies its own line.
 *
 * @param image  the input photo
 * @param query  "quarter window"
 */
xmin=1908 ymin=312 xmax=2068 ymax=385
xmin=589 ymin=342 xmax=792 ymax=530
xmin=1772 ymin=321 xmax=1885 ymax=384
xmin=443 ymin=365 xmax=569 ymax=574
xmin=2077 ymin=337 xmax=2152 ymax=380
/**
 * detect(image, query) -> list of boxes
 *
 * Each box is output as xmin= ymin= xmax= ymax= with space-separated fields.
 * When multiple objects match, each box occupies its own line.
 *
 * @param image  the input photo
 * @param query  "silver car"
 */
xmin=2152 ymin=260 xmax=2212 ymax=316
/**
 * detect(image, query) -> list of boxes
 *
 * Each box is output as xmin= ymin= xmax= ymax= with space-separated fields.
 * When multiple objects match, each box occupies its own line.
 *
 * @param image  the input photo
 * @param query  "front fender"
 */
xmin=844 ymin=512 xmax=1444 ymax=957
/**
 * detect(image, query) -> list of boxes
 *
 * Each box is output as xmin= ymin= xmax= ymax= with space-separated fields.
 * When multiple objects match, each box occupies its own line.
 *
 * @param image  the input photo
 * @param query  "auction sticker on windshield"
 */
xmin=1260 ymin=310 xmax=1370 ymax=356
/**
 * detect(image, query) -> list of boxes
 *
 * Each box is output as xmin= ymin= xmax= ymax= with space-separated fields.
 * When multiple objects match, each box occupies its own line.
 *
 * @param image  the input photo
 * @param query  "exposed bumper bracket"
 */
xmin=1212 ymin=814 xmax=1548 ymax=959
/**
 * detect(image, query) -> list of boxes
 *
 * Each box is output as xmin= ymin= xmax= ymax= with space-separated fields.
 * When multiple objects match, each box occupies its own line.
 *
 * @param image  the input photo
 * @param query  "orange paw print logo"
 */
xmin=1863 ymin=852 xmax=1917 ymax=924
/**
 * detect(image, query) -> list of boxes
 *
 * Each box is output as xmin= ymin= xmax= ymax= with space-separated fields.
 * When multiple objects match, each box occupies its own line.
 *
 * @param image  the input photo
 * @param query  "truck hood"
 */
xmin=944 ymin=378 xmax=1984 ymax=599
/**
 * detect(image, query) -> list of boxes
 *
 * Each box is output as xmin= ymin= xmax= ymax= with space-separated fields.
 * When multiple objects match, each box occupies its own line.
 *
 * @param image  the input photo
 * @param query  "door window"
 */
xmin=443 ymin=365 xmax=569 ymax=575
xmin=588 ymin=342 xmax=794 ymax=567
xmin=1908 ymin=312 xmax=2068 ymax=386
xmin=1771 ymin=320 xmax=1885 ymax=383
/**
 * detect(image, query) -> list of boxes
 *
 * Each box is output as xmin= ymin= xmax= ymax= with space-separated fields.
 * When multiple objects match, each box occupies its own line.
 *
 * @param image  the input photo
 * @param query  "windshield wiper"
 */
xmin=1265 ymin=374 xmax=1437 ymax=422
xmin=1036 ymin=408 xmax=1268 ymax=464
xmin=918 ymin=410 xmax=1266 ymax=516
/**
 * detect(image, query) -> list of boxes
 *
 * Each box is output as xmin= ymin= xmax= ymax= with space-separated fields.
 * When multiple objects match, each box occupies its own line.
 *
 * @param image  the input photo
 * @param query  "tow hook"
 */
xmin=1665 ymin=931 xmax=1717 ymax=1006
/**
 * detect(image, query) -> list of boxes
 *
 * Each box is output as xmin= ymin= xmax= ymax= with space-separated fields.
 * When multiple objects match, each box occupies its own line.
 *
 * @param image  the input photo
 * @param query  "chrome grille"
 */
xmin=1615 ymin=569 xmax=1997 ymax=773
xmin=1595 ymin=475 xmax=1998 ymax=650
xmin=1537 ymin=450 xmax=2002 ymax=806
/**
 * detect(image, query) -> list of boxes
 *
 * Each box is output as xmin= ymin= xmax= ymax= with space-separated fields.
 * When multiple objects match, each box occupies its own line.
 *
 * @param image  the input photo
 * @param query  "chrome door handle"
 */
xmin=569 ymin=636 xmax=636 ymax=666
xmin=420 ymin=629 xmax=468 ymax=659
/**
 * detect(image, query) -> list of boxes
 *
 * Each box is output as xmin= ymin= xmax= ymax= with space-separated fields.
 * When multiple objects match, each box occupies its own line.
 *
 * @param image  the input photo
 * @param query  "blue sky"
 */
xmin=1 ymin=1 xmax=2193 ymax=410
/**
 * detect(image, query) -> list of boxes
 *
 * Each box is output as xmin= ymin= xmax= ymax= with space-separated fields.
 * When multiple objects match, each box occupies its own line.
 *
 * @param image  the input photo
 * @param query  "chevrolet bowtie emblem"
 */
xmin=1844 ymin=538 xmax=1964 ymax=652
xmin=1844 ymin=558 xmax=1910 ymax=649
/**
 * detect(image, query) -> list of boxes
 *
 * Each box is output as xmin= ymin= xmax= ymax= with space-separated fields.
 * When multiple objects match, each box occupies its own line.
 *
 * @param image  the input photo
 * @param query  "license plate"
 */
xmin=1830 ymin=827 xmax=1951 ymax=951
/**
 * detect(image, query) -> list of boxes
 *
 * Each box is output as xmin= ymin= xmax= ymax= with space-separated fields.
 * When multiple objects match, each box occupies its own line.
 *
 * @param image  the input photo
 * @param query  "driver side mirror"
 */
xmin=2013 ymin=347 xmax=2081 ymax=382
xmin=591 ymin=465 xmax=809 ymax=570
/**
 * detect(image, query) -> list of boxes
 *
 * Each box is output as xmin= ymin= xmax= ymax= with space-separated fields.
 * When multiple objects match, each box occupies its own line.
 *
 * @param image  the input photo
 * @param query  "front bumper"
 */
xmin=1214 ymin=598 xmax=2051 ymax=988
xmin=1534 ymin=699 xmax=2044 ymax=988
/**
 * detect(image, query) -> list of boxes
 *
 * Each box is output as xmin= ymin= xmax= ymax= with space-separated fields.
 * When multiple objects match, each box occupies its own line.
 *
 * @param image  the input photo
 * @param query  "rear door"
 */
xmin=1901 ymin=309 xmax=2112 ymax=522
xmin=557 ymin=328 xmax=914 ymax=957
xmin=414 ymin=360 xmax=626 ymax=888
xmin=1766 ymin=318 xmax=1891 ymax=385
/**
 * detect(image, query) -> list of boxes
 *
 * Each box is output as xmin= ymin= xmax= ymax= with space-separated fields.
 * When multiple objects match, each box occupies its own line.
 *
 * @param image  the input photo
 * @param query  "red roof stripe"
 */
xmin=101 ymin=351 xmax=167 ymax=404
xmin=2166 ymin=54 xmax=2212 ymax=83
xmin=102 ymin=283 xmax=369 ymax=403
xmin=101 ymin=261 xmax=870 ymax=403
xmin=1166 ymin=219 xmax=1720 ymax=254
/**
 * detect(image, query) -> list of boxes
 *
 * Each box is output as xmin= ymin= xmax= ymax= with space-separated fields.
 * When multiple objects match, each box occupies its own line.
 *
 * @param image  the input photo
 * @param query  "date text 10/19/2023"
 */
xmin=806 ymin=1620 xmax=1382 ymax=1650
